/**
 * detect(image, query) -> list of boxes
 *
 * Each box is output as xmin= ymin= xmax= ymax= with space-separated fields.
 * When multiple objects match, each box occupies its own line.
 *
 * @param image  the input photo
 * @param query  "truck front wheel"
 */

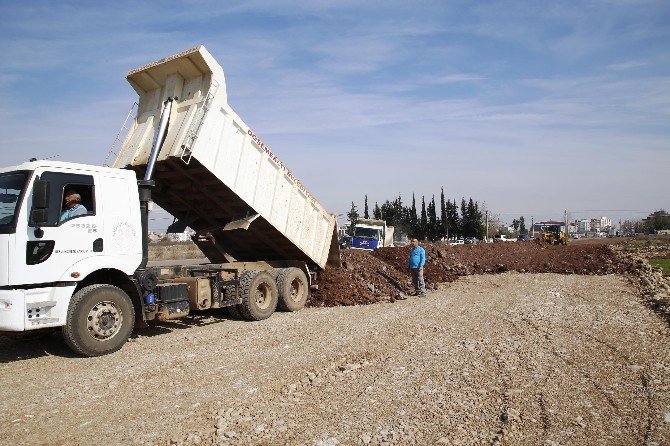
xmin=276 ymin=268 xmax=309 ymax=312
xmin=239 ymin=271 xmax=278 ymax=321
xmin=62 ymin=284 xmax=135 ymax=357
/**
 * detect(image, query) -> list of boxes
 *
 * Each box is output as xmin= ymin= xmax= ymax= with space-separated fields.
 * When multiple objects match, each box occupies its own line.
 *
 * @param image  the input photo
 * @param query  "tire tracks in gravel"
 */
xmin=493 ymin=314 xmax=554 ymax=445
xmin=580 ymin=331 xmax=655 ymax=445
xmin=2 ymin=273 xmax=669 ymax=446
xmin=509 ymin=311 xmax=655 ymax=445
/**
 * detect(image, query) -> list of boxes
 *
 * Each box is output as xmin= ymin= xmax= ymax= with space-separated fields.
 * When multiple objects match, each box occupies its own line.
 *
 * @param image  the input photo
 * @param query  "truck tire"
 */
xmin=239 ymin=271 xmax=278 ymax=321
xmin=221 ymin=285 xmax=243 ymax=319
xmin=276 ymin=268 xmax=309 ymax=312
xmin=62 ymin=284 xmax=135 ymax=357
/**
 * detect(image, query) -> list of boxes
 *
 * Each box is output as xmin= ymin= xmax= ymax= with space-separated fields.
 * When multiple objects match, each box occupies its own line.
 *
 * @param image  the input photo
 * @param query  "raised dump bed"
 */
xmin=113 ymin=46 xmax=340 ymax=270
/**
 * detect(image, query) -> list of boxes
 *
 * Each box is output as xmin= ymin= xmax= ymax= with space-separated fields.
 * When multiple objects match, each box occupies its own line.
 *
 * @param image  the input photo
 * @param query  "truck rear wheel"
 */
xmin=62 ymin=284 xmax=135 ymax=357
xmin=239 ymin=271 xmax=278 ymax=321
xmin=276 ymin=268 xmax=309 ymax=312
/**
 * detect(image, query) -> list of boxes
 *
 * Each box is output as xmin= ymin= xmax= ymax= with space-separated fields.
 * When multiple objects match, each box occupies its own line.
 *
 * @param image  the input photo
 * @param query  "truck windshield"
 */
xmin=0 ymin=171 xmax=29 ymax=234
xmin=354 ymin=227 xmax=381 ymax=239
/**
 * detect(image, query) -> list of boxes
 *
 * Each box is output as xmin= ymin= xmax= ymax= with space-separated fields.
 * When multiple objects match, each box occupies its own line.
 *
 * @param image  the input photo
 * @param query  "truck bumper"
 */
xmin=0 ymin=285 xmax=75 ymax=331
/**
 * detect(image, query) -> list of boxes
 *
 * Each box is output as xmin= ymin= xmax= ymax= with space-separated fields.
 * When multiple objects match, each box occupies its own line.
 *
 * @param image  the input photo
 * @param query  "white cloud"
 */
xmin=431 ymin=74 xmax=488 ymax=83
xmin=0 ymin=0 xmax=668 ymax=227
xmin=606 ymin=61 xmax=648 ymax=71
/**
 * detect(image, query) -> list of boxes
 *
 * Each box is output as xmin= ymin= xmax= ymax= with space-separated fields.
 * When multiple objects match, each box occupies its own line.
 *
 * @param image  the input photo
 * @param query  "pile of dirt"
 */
xmin=308 ymin=249 xmax=414 ymax=306
xmin=309 ymin=240 xmax=626 ymax=307
xmin=611 ymin=243 xmax=670 ymax=324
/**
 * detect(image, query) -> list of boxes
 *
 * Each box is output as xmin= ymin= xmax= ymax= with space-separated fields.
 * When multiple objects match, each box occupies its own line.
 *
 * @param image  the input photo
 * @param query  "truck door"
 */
xmin=10 ymin=172 xmax=102 ymax=286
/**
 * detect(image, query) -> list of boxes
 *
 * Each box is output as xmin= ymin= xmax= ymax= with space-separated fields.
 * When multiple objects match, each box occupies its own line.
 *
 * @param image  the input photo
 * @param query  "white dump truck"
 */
xmin=350 ymin=218 xmax=394 ymax=250
xmin=0 ymin=45 xmax=340 ymax=356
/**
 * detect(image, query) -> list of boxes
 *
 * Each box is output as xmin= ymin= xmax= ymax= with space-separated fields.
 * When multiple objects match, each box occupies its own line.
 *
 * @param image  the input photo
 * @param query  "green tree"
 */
xmin=467 ymin=198 xmax=485 ymax=238
xmin=410 ymin=194 xmax=418 ymax=237
xmin=446 ymin=199 xmax=459 ymax=239
xmin=346 ymin=202 xmax=358 ymax=236
xmin=427 ymin=195 xmax=438 ymax=241
xmin=380 ymin=200 xmax=395 ymax=225
xmin=380 ymin=195 xmax=405 ymax=227
xmin=643 ymin=210 xmax=670 ymax=233
xmin=460 ymin=198 xmax=467 ymax=238
xmin=364 ymin=195 xmax=369 ymax=219
xmin=373 ymin=202 xmax=381 ymax=220
xmin=419 ymin=196 xmax=428 ymax=240
xmin=393 ymin=195 xmax=404 ymax=226
xmin=440 ymin=187 xmax=447 ymax=240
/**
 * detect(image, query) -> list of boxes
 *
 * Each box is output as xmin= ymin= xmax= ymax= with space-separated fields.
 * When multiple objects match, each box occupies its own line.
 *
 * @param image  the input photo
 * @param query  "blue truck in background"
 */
xmin=350 ymin=218 xmax=394 ymax=251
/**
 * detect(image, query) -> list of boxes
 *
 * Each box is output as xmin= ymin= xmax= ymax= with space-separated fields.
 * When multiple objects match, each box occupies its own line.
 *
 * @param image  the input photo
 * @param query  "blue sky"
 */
xmin=1 ymin=0 xmax=668 ymax=229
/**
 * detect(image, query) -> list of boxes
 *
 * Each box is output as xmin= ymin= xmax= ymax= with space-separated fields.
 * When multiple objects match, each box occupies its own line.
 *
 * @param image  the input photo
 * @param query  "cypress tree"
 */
xmin=373 ymin=202 xmax=381 ymax=220
xmin=428 ymin=195 xmax=438 ymax=241
xmin=420 ymin=196 xmax=428 ymax=240
xmin=364 ymin=195 xmax=369 ymax=219
xmin=440 ymin=187 xmax=447 ymax=240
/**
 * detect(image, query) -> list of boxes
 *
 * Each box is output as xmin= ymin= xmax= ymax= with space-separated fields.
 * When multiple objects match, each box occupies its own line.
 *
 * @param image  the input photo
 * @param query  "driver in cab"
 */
xmin=60 ymin=190 xmax=87 ymax=222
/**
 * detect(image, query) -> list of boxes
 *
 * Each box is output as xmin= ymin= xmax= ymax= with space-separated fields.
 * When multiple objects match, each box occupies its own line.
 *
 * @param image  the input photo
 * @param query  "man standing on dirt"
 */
xmin=408 ymin=238 xmax=426 ymax=296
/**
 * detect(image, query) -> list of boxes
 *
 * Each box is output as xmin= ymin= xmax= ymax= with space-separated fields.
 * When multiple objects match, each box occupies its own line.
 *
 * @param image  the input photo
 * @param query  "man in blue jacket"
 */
xmin=408 ymin=238 xmax=426 ymax=296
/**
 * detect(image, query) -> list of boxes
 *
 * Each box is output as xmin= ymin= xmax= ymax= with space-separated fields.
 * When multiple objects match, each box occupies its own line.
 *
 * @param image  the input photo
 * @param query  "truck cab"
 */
xmin=350 ymin=218 xmax=394 ymax=251
xmin=0 ymin=160 xmax=141 ymax=333
xmin=351 ymin=225 xmax=383 ymax=250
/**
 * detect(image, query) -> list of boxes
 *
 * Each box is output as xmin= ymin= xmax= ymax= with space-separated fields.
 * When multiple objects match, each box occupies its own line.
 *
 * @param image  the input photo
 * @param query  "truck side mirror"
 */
xmin=29 ymin=178 xmax=50 ymax=227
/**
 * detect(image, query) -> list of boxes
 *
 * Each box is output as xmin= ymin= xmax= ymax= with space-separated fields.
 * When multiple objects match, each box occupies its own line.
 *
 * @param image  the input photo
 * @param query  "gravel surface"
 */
xmin=1 ymin=272 xmax=669 ymax=445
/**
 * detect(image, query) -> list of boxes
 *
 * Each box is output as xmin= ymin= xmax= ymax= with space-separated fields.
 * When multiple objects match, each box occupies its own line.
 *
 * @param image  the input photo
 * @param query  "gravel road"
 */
xmin=1 ymin=272 xmax=669 ymax=446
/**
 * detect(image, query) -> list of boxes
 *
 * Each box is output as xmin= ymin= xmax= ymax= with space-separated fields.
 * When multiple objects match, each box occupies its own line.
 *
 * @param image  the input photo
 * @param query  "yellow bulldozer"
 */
xmin=541 ymin=225 xmax=568 ymax=245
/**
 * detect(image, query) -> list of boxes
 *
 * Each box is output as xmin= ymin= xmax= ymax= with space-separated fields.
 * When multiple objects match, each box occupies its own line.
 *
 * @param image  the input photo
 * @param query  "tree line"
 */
xmin=346 ymin=189 xmax=487 ymax=241
xmin=621 ymin=210 xmax=670 ymax=234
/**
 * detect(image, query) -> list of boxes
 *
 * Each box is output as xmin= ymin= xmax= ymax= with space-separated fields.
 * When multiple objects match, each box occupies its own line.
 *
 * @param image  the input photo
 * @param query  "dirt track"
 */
xmin=1 ymin=240 xmax=670 ymax=445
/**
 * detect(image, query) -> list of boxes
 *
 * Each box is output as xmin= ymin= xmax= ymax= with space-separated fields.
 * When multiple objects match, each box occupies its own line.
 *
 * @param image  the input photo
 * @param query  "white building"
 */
xmin=590 ymin=218 xmax=602 ymax=231
xmin=600 ymin=216 xmax=612 ymax=230
xmin=148 ymin=231 xmax=164 ymax=242
xmin=167 ymin=230 xmax=195 ymax=242
xmin=577 ymin=219 xmax=590 ymax=233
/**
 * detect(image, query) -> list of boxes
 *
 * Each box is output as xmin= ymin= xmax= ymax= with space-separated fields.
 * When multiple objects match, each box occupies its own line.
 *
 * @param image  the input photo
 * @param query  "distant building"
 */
xmin=590 ymin=218 xmax=601 ymax=232
xmin=577 ymin=219 xmax=590 ymax=233
xmin=147 ymin=231 xmax=164 ymax=242
xmin=600 ymin=216 xmax=612 ymax=230
xmin=338 ymin=226 xmax=348 ymax=238
xmin=167 ymin=230 xmax=195 ymax=242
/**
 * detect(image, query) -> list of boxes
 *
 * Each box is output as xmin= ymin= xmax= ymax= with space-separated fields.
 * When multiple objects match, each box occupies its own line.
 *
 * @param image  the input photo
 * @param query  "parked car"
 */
xmin=464 ymin=237 xmax=478 ymax=244
xmin=517 ymin=234 xmax=531 ymax=242
xmin=449 ymin=239 xmax=464 ymax=246
xmin=493 ymin=234 xmax=514 ymax=242
xmin=339 ymin=235 xmax=352 ymax=249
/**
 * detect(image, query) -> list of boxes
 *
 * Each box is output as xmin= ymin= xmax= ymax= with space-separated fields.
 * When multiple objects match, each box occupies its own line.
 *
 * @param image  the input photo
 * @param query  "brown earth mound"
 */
xmin=309 ymin=240 xmax=626 ymax=307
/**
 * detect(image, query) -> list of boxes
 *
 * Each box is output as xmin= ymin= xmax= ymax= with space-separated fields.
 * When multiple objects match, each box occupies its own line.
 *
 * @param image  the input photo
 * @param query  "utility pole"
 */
xmin=564 ymin=209 xmax=568 ymax=235
xmin=485 ymin=210 xmax=489 ymax=243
